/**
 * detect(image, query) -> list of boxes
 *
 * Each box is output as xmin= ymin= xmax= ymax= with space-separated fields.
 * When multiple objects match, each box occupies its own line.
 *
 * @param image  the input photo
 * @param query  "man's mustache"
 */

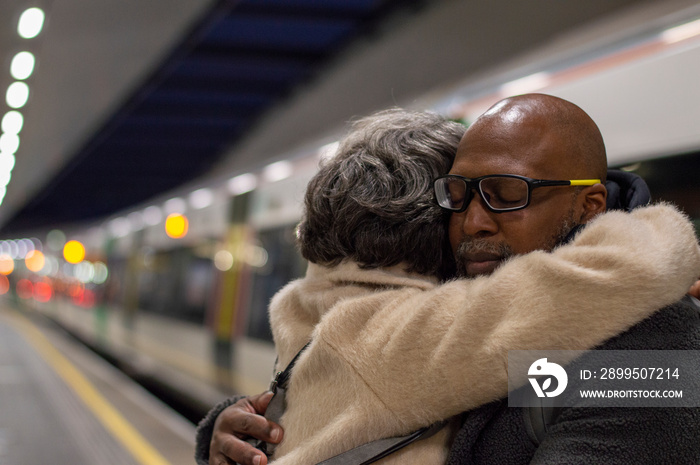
xmin=455 ymin=237 xmax=514 ymax=260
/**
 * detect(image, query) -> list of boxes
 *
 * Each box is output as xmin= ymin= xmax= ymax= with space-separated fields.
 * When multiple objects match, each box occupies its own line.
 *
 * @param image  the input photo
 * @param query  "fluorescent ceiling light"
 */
xmin=1 ymin=111 xmax=24 ymax=135
xmin=10 ymin=52 xmax=35 ymax=80
xmin=189 ymin=188 xmax=213 ymax=209
xmin=228 ymin=173 xmax=257 ymax=195
xmin=500 ymin=72 xmax=551 ymax=96
xmin=661 ymin=18 xmax=700 ymax=44
xmin=263 ymin=160 xmax=293 ymax=183
xmin=143 ymin=206 xmax=163 ymax=225
xmin=18 ymin=8 xmax=45 ymax=39
xmin=164 ymin=197 xmax=186 ymax=214
xmin=6 ymin=82 xmax=30 ymax=109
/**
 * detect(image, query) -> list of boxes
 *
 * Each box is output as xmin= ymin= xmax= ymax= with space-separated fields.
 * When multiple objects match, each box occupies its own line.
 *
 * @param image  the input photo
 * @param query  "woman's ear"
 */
xmin=579 ymin=183 xmax=607 ymax=223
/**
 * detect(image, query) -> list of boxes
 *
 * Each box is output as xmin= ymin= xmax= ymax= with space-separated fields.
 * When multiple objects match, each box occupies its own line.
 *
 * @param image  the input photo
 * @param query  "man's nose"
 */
xmin=461 ymin=191 xmax=498 ymax=238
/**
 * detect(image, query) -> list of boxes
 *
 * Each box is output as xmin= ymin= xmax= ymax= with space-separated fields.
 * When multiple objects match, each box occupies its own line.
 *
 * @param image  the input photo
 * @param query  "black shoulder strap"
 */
xmin=254 ymin=342 xmax=311 ymax=457
xmin=270 ymin=341 xmax=311 ymax=394
xmin=315 ymin=420 xmax=448 ymax=465
xmin=265 ymin=341 xmax=311 ymax=425
xmin=523 ymin=404 xmax=562 ymax=446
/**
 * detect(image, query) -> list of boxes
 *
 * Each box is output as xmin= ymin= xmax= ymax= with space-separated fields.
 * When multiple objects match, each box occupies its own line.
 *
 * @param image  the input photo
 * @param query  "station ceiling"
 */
xmin=0 ymin=0 xmax=420 ymax=234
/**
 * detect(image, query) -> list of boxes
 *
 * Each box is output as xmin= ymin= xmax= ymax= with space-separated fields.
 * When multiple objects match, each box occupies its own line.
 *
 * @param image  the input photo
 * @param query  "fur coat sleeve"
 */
xmin=270 ymin=203 xmax=700 ymax=465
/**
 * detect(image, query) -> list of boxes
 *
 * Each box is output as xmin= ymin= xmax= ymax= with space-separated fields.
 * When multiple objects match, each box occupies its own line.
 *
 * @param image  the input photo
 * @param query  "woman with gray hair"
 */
xmin=200 ymin=108 xmax=700 ymax=465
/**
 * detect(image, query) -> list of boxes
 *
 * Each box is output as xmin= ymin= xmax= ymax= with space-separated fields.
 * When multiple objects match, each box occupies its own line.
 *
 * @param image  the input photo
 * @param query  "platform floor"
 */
xmin=0 ymin=304 xmax=196 ymax=465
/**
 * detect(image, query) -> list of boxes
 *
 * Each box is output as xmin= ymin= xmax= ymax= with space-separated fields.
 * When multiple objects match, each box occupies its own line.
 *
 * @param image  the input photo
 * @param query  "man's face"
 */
xmin=448 ymin=113 xmax=584 ymax=278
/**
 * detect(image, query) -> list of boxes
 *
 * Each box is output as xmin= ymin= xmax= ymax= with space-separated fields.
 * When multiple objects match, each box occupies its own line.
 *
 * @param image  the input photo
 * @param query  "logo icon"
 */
xmin=528 ymin=358 xmax=568 ymax=398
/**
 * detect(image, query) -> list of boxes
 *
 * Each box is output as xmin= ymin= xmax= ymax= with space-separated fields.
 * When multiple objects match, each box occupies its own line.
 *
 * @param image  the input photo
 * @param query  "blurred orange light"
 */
xmin=63 ymin=240 xmax=85 ymax=264
xmin=16 ymin=279 xmax=33 ymax=299
xmin=0 ymin=254 xmax=14 ymax=275
xmin=0 ymin=275 xmax=9 ymax=294
xmin=165 ymin=213 xmax=188 ymax=239
xmin=25 ymin=249 xmax=45 ymax=272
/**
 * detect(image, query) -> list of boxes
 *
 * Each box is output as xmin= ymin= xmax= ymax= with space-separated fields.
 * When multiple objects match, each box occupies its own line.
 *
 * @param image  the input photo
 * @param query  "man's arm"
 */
xmin=531 ymin=406 xmax=700 ymax=464
xmin=530 ymin=295 xmax=700 ymax=464
xmin=195 ymin=392 xmax=283 ymax=465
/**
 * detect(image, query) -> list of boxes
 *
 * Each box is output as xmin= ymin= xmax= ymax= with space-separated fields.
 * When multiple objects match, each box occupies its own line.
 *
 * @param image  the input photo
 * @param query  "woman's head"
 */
xmin=297 ymin=108 xmax=465 ymax=279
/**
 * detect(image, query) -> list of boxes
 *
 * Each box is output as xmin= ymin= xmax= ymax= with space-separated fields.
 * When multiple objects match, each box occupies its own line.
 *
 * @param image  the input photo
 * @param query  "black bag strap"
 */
xmin=315 ymin=420 xmax=447 ymax=465
xmin=523 ymin=405 xmax=562 ymax=446
xmin=251 ymin=342 xmax=311 ymax=457
xmin=270 ymin=341 xmax=311 ymax=395
xmin=264 ymin=341 xmax=311 ymax=431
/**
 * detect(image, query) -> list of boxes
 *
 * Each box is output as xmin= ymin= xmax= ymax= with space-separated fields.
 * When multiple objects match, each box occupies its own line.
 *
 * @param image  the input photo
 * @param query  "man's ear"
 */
xmin=579 ymin=183 xmax=607 ymax=223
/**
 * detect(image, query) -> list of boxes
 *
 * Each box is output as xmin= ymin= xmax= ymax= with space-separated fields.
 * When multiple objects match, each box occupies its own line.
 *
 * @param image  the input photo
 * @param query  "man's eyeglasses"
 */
xmin=433 ymin=174 xmax=601 ymax=213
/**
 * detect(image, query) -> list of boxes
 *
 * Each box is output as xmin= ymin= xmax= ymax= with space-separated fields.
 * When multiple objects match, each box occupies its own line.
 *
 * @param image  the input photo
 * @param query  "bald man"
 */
xmin=443 ymin=94 xmax=700 ymax=464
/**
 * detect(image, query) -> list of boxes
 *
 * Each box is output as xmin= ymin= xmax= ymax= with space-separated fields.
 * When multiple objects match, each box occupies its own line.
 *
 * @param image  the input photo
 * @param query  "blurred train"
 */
xmin=2 ymin=8 xmax=700 ymax=422
xmin=1 ymin=150 xmax=327 ymax=419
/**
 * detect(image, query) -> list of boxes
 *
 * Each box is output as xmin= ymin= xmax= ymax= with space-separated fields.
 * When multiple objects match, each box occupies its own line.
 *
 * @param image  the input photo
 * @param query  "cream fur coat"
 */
xmin=268 ymin=204 xmax=700 ymax=465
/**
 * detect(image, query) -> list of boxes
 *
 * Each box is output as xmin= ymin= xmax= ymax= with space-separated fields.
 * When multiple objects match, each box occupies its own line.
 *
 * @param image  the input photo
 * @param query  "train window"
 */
xmin=246 ymin=224 xmax=306 ymax=342
xmin=137 ymin=247 xmax=214 ymax=324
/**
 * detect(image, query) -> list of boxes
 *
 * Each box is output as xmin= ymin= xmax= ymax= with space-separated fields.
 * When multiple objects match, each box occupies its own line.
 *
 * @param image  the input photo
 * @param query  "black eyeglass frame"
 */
xmin=433 ymin=174 xmax=601 ymax=213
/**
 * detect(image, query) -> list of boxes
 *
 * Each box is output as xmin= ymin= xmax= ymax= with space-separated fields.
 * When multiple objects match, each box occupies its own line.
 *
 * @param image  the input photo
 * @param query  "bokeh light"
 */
xmin=143 ymin=206 xmax=163 ymax=225
xmin=0 ymin=153 xmax=16 ymax=172
xmin=25 ymin=250 xmax=45 ymax=272
xmin=214 ymin=250 xmax=234 ymax=271
xmin=1 ymin=111 xmax=23 ymax=134
xmin=0 ymin=254 xmax=14 ymax=275
xmin=228 ymin=173 xmax=257 ymax=195
xmin=262 ymin=160 xmax=293 ymax=183
xmin=6 ymin=82 xmax=30 ymax=109
xmin=63 ymin=240 xmax=85 ymax=264
xmin=165 ymin=213 xmax=188 ymax=239
xmin=189 ymin=188 xmax=213 ymax=209
xmin=0 ymin=275 xmax=9 ymax=295
xmin=10 ymin=51 xmax=36 ymax=80
xmin=75 ymin=261 xmax=94 ymax=283
xmin=93 ymin=262 xmax=109 ymax=284
xmin=164 ymin=197 xmax=186 ymax=214
xmin=18 ymin=8 xmax=45 ymax=39
xmin=0 ymin=133 xmax=20 ymax=154
xmin=33 ymin=280 xmax=52 ymax=302
xmin=0 ymin=171 xmax=11 ymax=187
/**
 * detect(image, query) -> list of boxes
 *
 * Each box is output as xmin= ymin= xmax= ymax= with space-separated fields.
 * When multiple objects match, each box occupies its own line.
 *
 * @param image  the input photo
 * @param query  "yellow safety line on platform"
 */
xmin=4 ymin=310 xmax=172 ymax=465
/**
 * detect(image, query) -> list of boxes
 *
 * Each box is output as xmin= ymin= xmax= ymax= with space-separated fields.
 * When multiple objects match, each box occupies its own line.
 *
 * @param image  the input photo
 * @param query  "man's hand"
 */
xmin=690 ymin=279 xmax=700 ymax=299
xmin=209 ymin=392 xmax=283 ymax=465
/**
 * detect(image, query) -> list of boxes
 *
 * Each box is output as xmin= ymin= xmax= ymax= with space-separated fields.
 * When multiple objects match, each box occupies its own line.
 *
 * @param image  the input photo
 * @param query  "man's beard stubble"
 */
xmin=454 ymin=208 xmax=580 ymax=278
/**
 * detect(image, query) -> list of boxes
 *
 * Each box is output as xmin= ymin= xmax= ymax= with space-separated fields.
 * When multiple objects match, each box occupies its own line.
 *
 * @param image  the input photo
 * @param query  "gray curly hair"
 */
xmin=296 ymin=108 xmax=466 ymax=280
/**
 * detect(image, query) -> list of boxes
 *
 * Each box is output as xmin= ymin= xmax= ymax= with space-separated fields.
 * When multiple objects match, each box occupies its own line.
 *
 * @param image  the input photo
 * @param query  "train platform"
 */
xmin=0 ymin=303 xmax=196 ymax=465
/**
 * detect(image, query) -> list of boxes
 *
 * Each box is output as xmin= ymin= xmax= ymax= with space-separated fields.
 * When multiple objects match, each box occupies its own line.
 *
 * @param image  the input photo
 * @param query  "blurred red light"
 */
xmin=34 ymin=281 xmax=52 ymax=302
xmin=16 ymin=279 xmax=33 ymax=299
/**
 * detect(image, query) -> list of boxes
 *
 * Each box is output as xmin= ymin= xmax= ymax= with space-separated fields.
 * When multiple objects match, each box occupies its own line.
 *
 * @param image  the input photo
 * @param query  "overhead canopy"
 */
xmin=1 ymin=0 xmax=672 ymax=235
